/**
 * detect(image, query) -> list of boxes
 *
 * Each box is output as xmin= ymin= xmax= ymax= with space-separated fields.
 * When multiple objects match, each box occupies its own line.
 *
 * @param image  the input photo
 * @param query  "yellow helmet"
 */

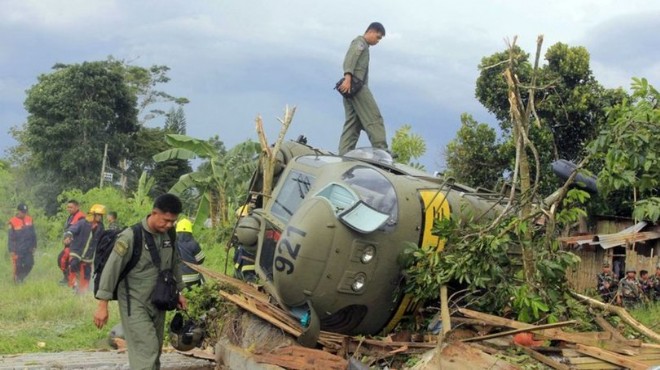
xmin=235 ymin=204 xmax=250 ymax=217
xmin=176 ymin=218 xmax=193 ymax=233
xmin=89 ymin=204 xmax=107 ymax=215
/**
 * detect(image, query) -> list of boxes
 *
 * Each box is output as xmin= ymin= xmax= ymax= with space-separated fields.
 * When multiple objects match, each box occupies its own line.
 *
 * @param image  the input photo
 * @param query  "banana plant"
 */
xmin=153 ymin=134 xmax=260 ymax=233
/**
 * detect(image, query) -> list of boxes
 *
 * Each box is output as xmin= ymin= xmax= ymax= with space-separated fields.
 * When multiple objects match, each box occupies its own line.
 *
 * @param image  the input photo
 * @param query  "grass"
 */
xmin=630 ymin=301 xmax=660 ymax=334
xmin=0 ymin=237 xmax=231 ymax=355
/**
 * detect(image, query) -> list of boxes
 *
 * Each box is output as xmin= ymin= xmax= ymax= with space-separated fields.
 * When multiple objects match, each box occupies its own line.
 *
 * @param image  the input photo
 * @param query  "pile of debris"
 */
xmin=190 ymin=264 xmax=660 ymax=369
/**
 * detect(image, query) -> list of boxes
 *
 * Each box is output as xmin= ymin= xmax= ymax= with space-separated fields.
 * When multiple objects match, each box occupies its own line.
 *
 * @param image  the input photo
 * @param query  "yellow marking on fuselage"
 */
xmin=382 ymin=189 xmax=450 ymax=334
xmin=419 ymin=189 xmax=450 ymax=251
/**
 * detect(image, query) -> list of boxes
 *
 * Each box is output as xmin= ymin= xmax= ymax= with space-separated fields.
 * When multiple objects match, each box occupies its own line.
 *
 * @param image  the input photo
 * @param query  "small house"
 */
xmin=560 ymin=216 xmax=660 ymax=293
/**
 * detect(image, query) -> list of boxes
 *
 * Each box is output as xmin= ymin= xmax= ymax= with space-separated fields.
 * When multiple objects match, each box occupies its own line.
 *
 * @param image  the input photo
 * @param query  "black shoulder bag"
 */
xmin=334 ymin=75 xmax=364 ymax=98
xmin=144 ymin=232 xmax=179 ymax=311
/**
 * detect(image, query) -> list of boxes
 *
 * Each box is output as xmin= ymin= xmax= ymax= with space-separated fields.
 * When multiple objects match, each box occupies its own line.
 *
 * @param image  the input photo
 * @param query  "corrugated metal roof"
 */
xmin=559 ymin=221 xmax=660 ymax=249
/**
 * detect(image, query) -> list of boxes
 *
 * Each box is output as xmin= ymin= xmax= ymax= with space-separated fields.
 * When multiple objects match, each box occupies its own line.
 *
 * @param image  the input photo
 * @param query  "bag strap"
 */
xmin=143 ymin=227 xmax=177 ymax=271
xmin=124 ymin=223 xmax=144 ymax=317
xmin=144 ymin=231 xmax=163 ymax=271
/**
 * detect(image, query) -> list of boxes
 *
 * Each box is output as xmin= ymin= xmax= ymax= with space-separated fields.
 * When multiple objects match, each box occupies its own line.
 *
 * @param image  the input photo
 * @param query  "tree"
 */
xmin=444 ymin=114 xmax=505 ymax=190
xmin=390 ymin=124 xmax=426 ymax=169
xmin=472 ymin=41 xmax=626 ymax=197
xmin=11 ymin=59 xmax=188 ymax=213
xmin=15 ymin=61 xmax=138 ymax=212
xmin=106 ymin=57 xmax=189 ymax=124
xmin=589 ymin=78 xmax=660 ymax=221
xmin=538 ymin=43 xmax=627 ymax=160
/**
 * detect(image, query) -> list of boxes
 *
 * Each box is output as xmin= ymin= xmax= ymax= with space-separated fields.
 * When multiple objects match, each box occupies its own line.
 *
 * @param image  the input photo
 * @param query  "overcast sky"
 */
xmin=1 ymin=0 xmax=659 ymax=171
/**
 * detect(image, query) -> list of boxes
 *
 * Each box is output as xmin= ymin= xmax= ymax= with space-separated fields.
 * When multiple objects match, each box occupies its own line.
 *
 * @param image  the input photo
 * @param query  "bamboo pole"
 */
xmin=461 ymin=320 xmax=577 ymax=343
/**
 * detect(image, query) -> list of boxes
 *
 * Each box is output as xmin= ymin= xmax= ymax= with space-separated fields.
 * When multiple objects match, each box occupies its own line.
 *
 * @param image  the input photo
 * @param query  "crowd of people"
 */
xmin=597 ymin=261 xmax=660 ymax=307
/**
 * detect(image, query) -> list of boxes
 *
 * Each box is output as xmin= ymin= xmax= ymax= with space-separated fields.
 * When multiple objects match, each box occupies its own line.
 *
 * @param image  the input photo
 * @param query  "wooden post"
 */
xmin=99 ymin=143 xmax=108 ymax=188
xmin=440 ymin=285 xmax=450 ymax=338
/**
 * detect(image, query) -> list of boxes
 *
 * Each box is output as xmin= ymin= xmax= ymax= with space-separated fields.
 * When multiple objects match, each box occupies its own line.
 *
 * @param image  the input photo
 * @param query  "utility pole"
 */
xmin=99 ymin=143 xmax=108 ymax=188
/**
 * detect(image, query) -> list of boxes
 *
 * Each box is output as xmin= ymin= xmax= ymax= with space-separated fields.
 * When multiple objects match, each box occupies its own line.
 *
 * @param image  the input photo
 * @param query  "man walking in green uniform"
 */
xmin=93 ymin=194 xmax=187 ymax=370
xmin=338 ymin=22 xmax=388 ymax=155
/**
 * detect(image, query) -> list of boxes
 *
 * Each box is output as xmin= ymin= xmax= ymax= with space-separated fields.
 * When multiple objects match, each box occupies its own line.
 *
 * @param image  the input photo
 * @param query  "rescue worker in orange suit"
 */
xmin=8 ymin=203 xmax=37 ymax=283
xmin=67 ymin=204 xmax=105 ymax=293
xmin=58 ymin=199 xmax=86 ymax=285
xmin=175 ymin=218 xmax=206 ymax=289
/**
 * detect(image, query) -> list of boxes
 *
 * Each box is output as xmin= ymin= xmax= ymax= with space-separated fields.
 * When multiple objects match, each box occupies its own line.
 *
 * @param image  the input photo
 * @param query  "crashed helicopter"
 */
xmin=228 ymin=138 xmax=585 ymax=346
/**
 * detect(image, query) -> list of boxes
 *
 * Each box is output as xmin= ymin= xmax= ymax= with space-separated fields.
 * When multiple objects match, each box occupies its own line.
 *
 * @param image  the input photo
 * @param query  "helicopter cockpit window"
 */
xmin=271 ymin=170 xmax=316 ymax=223
xmin=341 ymin=166 xmax=398 ymax=230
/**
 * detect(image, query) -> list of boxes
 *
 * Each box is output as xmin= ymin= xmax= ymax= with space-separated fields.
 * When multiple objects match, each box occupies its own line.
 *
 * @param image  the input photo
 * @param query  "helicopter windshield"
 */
xmin=341 ymin=166 xmax=398 ymax=230
xmin=271 ymin=170 xmax=316 ymax=223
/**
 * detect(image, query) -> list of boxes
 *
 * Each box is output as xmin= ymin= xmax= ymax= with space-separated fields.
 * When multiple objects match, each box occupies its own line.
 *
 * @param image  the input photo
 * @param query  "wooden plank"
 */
xmin=562 ymin=349 xmax=582 ymax=357
xmin=515 ymin=344 xmax=571 ymax=370
xmin=462 ymin=320 xmax=578 ymax=343
xmin=630 ymin=353 xmax=660 ymax=361
xmin=568 ymin=356 xmax=619 ymax=365
xmin=594 ymin=315 xmax=628 ymax=342
xmin=571 ymin=362 xmax=620 ymax=370
xmin=458 ymin=308 xmax=638 ymax=355
xmin=576 ymin=344 xmax=648 ymax=370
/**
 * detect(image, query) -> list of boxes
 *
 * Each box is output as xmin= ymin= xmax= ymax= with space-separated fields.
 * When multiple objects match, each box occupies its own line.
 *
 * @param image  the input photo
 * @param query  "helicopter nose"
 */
xmin=273 ymin=197 xmax=338 ymax=307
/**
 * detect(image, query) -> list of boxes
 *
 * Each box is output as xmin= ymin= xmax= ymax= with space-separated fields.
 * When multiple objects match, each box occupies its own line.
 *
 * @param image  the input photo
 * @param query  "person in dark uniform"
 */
xmin=338 ymin=22 xmax=388 ymax=155
xmin=94 ymin=194 xmax=187 ymax=370
xmin=596 ymin=262 xmax=618 ymax=303
xmin=67 ymin=204 xmax=105 ymax=294
xmin=59 ymin=199 xmax=86 ymax=285
xmin=174 ymin=218 xmax=206 ymax=289
xmin=7 ymin=203 xmax=37 ymax=283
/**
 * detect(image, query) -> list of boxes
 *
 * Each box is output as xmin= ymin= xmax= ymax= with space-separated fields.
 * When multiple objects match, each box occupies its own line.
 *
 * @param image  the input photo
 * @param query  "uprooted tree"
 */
xmin=405 ymin=36 xmax=591 ymax=324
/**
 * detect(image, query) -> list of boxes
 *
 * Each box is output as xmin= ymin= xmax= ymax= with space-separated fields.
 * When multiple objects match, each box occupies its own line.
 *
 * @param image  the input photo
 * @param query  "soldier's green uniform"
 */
xmin=650 ymin=271 xmax=660 ymax=301
xmin=617 ymin=275 xmax=643 ymax=308
xmin=339 ymin=35 xmax=387 ymax=155
xmin=96 ymin=217 xmax=184 ymax=370
xmin=597 ymin=270 xmax=617 ymax=302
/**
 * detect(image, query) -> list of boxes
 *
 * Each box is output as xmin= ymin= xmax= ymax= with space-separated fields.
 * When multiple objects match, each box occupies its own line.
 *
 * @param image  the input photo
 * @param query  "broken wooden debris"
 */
xmin=576 ymin=344 xmax=649 ymax=370
xmin=252 ymin=345 xmax=347 ymax=370
xmin=190 ymin=262 xmax=660 ymax=370
xmin=514 ymin=344 xmax=571 ymax=370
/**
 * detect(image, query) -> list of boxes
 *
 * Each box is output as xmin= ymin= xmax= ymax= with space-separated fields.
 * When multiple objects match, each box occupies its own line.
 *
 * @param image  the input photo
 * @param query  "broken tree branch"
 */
xmin=571 ymin=292 xmax=660 ymax=343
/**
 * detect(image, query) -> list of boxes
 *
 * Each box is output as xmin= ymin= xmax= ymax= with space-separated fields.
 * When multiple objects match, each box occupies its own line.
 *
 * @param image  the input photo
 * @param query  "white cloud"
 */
xmin=2 ymin=0 xmax=660 ymax=169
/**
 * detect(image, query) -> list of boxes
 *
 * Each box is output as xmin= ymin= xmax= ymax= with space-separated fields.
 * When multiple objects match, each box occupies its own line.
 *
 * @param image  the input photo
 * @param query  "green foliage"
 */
xmin=390 ymin=124 xmax=426 ymax=169
xmin=19 ymin=61 xmax=138 ymax=205
xmin=444 ymin=113 xmax=506 ymax=190
xmin=470 ymin=41 xmax=627 ymax=200
xmin=403 ymin=203 xmax=583 ymax=322
xmin=154 ymin=135 xmax=260 ymax=235
xmin=476 ymin=45 xmax=532 ymax=124
xmin=11 ymin=58 xmax=188 ymax=214
xmin=589 ymin=78 xmax=660 ymax=221
xmin=539 ymin=43 xmax=627 ymax=161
